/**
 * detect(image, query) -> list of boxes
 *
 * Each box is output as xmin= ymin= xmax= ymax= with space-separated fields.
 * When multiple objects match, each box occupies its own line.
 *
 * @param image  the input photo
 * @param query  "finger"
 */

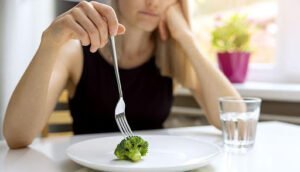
xmin=158 ymin=20 xmax=168 ymax=41
xmin=79 ymin=1 xmax=108 ymax=48
xmin=91 ymin=1 xmax=119 ymax=36
xmin=72 ymin=7 xmax=100 ymax=52
xmin=62 ymin=14 xmax=90 ymax=46
xmin=117 ymin=24 xmax=126 ymax=35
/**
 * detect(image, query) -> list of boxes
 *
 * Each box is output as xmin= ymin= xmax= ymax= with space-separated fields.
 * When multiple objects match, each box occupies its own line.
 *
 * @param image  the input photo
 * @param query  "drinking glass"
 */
xmin=219 ymin=97 xmax=262 ymax=149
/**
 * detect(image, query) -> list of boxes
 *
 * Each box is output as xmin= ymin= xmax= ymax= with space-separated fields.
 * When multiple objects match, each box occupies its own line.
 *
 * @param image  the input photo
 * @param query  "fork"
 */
xmin=109 ymin=36 xmax=134 ymax=138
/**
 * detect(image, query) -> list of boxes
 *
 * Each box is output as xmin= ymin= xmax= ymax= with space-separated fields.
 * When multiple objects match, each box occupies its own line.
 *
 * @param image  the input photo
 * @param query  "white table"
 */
xmin=1 ymin=121 xmax=300 ymax=172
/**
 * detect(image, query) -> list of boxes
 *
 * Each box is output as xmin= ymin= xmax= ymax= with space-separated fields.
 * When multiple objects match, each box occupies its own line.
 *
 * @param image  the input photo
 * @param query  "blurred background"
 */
xmin=1 ymin=0 xmax=300 ymax=140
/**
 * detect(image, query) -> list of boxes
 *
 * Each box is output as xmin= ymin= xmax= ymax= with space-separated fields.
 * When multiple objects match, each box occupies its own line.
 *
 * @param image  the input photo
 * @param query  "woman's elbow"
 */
xmin=205 ymin=112 xmax=222 ymax=130
xmin=3 ymin=125 xmax=34 ymax=149
xmin=211 ymin=120 xmax=222 ymax=130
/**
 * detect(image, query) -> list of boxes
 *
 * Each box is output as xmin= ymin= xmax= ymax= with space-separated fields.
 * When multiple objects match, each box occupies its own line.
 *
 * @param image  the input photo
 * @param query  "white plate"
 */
xmin=66 ymin=135 xmax=220 ymax=172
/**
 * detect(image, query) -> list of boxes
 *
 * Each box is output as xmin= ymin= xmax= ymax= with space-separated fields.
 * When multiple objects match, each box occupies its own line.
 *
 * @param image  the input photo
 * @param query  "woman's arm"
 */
xmin=180 ymin=37 xmax=240 ymax=129
xmin=3 ymin=1 xmax=125 ymax=149
xmin=164 ymin=3 xmax=240 ymax=129
xmin=3 ymin=38 xmax=73 ymax=149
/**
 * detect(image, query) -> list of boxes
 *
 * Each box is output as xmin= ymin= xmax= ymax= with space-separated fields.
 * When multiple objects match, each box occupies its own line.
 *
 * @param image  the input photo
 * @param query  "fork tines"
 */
xmin=115 ymin=113 xmax=134 ymax=138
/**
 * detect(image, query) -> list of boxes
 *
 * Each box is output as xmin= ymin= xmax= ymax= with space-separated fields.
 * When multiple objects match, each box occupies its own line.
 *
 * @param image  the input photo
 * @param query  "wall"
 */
xmin=0 ymin=0 xmax=54 ymax=139
xmin=0 ymin=0 xmax=4 ymax=139
xmin=278 ymin=0 xmax=300 ymax=79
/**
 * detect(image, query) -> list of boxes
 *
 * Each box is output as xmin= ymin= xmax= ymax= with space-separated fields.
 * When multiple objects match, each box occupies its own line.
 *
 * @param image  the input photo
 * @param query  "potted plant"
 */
xmin=211 ymin=14 xmax=251 ymax=83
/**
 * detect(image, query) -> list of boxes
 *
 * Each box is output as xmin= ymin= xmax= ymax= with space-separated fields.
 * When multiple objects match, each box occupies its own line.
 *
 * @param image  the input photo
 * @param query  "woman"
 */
xmin=3 ymin=0 xmax=239 ymax=149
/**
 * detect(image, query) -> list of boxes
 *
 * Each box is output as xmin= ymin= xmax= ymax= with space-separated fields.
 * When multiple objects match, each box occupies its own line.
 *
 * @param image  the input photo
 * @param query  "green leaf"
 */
xmin=211 ymin=13 xmax=251 ymax=52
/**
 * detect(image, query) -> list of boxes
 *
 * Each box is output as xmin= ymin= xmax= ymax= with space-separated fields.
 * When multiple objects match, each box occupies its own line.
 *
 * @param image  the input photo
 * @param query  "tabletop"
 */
xmin=1 ymin=121 xmax=300 ymax=172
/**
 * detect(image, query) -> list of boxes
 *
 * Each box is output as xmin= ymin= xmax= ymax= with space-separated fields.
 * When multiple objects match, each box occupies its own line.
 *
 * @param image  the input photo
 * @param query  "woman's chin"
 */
xmin=137 ymin=22 xmax=158 ymax=33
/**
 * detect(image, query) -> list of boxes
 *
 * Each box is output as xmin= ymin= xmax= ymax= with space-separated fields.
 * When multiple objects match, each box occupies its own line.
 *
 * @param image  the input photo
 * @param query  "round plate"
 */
xmin=66 ymin=135 xmax=220 ymax=172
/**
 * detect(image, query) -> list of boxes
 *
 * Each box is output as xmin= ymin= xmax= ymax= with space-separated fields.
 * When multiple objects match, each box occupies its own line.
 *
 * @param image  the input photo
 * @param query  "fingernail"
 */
xmin=90 ymin=48 xmax=96 ymax=53
xmin=109 ymin=30 xmax=114 ymax=36
xmin=110 ymin=29 xmax=117 ymax=36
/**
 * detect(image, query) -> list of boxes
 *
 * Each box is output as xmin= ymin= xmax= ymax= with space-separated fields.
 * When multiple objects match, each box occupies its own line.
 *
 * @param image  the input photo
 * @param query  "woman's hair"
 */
xmin=106 ymin=0 xmax=197 ymax=90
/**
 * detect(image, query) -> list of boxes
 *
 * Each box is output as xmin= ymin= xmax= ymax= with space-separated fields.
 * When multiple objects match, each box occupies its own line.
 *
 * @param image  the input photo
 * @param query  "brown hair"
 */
xmin=107 ymin=0 xmax=197 ymax=90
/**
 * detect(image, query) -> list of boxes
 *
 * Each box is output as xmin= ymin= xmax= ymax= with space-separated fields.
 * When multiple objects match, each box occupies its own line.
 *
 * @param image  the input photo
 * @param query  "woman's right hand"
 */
xmin=43 ymin=1 xmax=125 ymax=52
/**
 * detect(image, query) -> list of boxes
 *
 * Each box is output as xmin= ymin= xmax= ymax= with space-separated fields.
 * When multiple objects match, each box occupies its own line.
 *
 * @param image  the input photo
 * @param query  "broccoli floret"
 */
xmin=114 ymin=136 xmax=148 ymax=162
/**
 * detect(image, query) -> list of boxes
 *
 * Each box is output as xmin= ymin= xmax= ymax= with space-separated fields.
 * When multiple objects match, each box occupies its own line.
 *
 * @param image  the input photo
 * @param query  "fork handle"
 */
xmin=109 ymin=36 xmax=123 ymax=98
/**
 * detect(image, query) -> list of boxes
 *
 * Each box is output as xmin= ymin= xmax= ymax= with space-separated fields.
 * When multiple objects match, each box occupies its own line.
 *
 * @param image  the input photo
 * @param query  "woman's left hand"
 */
xmin=158 ymin=2 xmax=192 ymax=43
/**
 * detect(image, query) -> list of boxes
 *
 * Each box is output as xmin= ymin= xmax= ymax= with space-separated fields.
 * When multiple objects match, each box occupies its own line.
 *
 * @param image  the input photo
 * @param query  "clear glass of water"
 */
xmin=219 ymin=97 xmax=262 ymax=149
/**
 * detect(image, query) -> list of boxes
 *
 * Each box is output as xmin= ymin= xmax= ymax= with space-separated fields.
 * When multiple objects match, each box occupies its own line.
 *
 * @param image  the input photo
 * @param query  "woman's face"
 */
xmin=118 ymin=0 xmax=177 ymax=32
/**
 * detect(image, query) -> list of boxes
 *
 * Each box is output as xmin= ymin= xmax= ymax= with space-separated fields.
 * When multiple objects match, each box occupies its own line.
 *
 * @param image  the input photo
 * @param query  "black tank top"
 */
xmin=69 ymin=46 xmax=173 ymax=134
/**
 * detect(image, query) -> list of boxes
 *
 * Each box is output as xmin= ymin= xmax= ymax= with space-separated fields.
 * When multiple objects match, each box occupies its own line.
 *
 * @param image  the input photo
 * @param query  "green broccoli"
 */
xmin=114 ymin=136 xmax=148 ymax=162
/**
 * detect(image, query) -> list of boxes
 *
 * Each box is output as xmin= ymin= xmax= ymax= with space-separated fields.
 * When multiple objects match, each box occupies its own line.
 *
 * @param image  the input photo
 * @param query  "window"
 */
xmin=189 ymin=0 xmax=300 ymax=83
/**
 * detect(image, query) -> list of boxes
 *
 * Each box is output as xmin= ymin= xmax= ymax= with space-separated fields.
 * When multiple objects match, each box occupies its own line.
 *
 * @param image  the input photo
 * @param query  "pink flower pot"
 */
xmin=217 ymin=52 xmax=250 ymax=83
